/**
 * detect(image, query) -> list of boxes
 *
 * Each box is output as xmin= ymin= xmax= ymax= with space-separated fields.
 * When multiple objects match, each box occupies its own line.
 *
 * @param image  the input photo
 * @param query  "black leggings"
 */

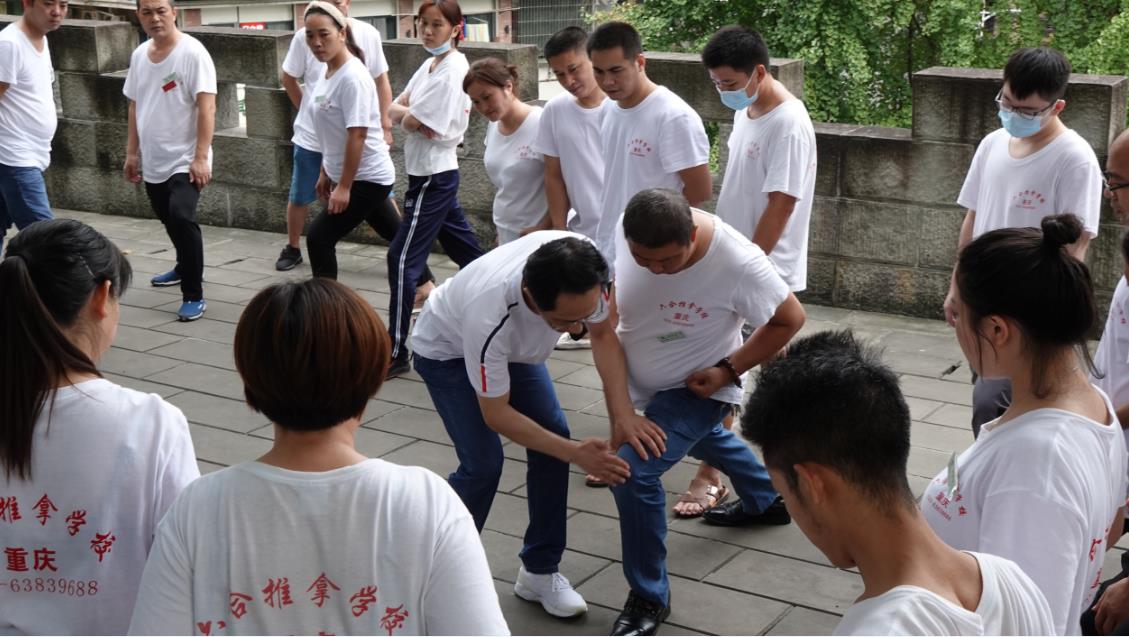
xmin=307 ymin=180 xmax=433 ymax=284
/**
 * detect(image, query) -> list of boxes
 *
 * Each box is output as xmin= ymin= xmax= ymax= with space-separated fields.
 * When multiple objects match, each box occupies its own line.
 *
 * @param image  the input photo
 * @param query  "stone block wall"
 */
xmin=13 ymin=16 xmax=1129 ymax=318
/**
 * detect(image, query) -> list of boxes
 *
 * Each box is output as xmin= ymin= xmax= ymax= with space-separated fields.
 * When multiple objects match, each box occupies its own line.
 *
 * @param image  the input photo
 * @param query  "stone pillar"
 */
xmin=397 ymin=0 xmax=413 ymax=38
xmin=496 ymin=0 xmax=512 ymax=43
xmin=643 ymin=53 xmax=805 ymax=123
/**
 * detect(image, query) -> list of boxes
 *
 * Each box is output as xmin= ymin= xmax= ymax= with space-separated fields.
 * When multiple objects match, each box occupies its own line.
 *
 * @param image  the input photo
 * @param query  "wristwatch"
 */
xmin=715 ymin=356 xmax=742 ymax=388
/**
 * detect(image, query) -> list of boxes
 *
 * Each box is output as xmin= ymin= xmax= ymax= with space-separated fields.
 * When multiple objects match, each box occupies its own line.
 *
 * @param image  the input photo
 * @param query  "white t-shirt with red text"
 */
xmin=920 ymin=392 xmax=1128 ymax=635
xmin=283 ymin=19 xmax=390 ymax=153
xmin=1091 ymin=275 xmax=1129 ymax=507
xmin=0 ymin=23 xmax=56 ymax=171
xmin=532 ymin=92 xmax=607 ymax=241
xmin=310 ymin=57 xmax=395 ymax=185
xmin=715 ymin=100 xmax=817 ymax=291
xmin=0 ymin=378 xmax=199 ymax=635
xmin=484 ymin=107 xmax=546 ymax=243
xmin=400 ymin=51 xmax=471 ymax=177
xmin=834 ymin=552 xmax=1054 ymax=636
xmin=411 ymin=230 xmax=609 ymax=398
xmin=957 ymin=127 xmax=1103 ymax=239
xmin=127 ymin=459 xmax=508 ymax=636
xmin=613 ymin=213 xmax=790 ymax=407
xmin=597 ymin=86 xmax=709 ymax=261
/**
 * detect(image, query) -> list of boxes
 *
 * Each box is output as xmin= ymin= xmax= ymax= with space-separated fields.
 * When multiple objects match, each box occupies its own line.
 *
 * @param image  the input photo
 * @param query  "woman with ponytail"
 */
xmin=0 ymin=219 xmax=198 ymax=634
xmin=921 ymin=214 xmax=1127 ymax=635
xmin=385 ymin=0 xmax=484 ymax=378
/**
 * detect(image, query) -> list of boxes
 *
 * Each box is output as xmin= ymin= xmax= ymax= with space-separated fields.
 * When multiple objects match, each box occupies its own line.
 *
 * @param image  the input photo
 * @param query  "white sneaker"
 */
xmin=514 ymin=566 xmax=588 ymax=618
xmin=555 ymin=332 xmax=591 ymax=350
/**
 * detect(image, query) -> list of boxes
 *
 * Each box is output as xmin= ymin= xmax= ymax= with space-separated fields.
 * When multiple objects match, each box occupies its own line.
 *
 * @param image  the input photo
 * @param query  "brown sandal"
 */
xmin=673 ymin=480 xmax=730 ymax=518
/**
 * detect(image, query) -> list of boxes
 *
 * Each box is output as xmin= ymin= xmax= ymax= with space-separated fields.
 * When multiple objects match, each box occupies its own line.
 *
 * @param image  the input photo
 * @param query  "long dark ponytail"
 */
xmin=0 ymin=219 xmax=132 ymax=482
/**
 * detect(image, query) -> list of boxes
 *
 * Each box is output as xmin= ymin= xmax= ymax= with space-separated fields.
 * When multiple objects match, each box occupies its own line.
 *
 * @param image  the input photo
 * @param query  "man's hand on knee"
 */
xmin=611 ymin=413 xmax=667 ymax=461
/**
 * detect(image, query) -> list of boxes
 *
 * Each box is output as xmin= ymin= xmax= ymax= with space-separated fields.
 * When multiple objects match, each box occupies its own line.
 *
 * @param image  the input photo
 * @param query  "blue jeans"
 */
xmin=288 ymin=144 xmax=322 ymax=206
xmin=413 ymin=354 xmax=569 ymax=574
xmin=611 ymin=388 xmax=778 ymax=606
xmin=0 ymin=163 xmax=53 ymax=251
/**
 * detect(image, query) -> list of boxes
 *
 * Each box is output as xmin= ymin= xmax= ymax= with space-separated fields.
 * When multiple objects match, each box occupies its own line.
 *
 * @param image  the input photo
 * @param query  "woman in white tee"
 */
xmin=0 ymin=219 xmax=199 ymax=635
xmin=464 ymin=57 xmax=547 ymax=245
xmin=127 ymin=278 xmax=507 ymax=636
xmin=922 ymin=214 xmax=1128 ymax=635
xmin=384 ymin=0 xmax=484 ymax=377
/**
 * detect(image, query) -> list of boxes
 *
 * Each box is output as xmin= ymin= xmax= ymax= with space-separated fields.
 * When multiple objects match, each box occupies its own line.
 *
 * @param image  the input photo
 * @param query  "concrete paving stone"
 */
xmin=148 ymin=337 xmax=237 ymax=371
xmin=765 ymin=606 xmax=841 ymax=635
xmin=111 ymin=324 xmax=185 ymax=352
xmin=908 ymin=474 xmax=932 ymax=499
xmin=911 ymin=420 xmax=973 ymax=454
xmin=102 ymin=372 xmax=184 ymax=398
xmin=124 ymin=253 xmax=178 ymax=275
xmin=156 ymin=298 xmax=248 ymax=324
xmin=907 ymin=445 xmax=950 ymax=480
xmin=377 ymin=377 xmax=439 ymax=410
xmin=167 ymin=391 xmax=267 ymax=433
xmin=148 ymin=362 xmax=246 ymax=401
xmin=923 ymin=402 xmax=975 ymax=430
xmin=352 ymin=288 xmax=393 ymax=312
xmin=336 ymin=267 xmax=392 ymax=294
xmin=879 ymin=329 xmax=964 ymax=359
xmin=904 ymin=395 xmax=942 ymax=422
xmin=188 ymin=423 xmax=272 ymax=466
xmin=153 ymin=318 xmax=238 ymax=345
xmin=565 ymin=512 xmax=743 ymax=580
xmin=577 ymin=565 xmax=791 ymax=636
xmin=359 ymin=398 xmax=404 ymax=423
xmin=800 ymin=304 xmax=853 ymax=323
xmin=198 ymin=460 xmax=226 ymax=474
xmin=512 ymin=479 xmax=686 ymax=520
xmin=480 ymin=529 xmax=611 ymax=587
xmin=579 ymin=400 xmax=609 ymax=418
xmin=882 ymin=349 xmax=964 ymax=378
xmin=549 ymin=347 xmax=596 ymax=365
xmin=556 ymin=365 xmax=605 ymax=391
xmin=493 ymin=578 xmax=625 ymax=636
xmin=98 ymin=347 xmax=183 ymax=378
xmin=669 ymin=515 xmax=833 ymax=568
xmin=118 ymin=305 xmax=180 ymax=329
xmin=208 ymin=256 xmax=281 ymax=278
xmin=380 ymin=440 xmax=526 ymax=494
xmin=840 ymin=309 xmax=952 ymax=335
xmin=546 ymin=357 xmax=588 ymax=380
xmin=200 ymin=265 xmax=270 ymax=286
xmin=705 ymin=550 xmax=863 ymax=615
xmin=898 ymin=373 xmax=973 ymax=406
xmin=119 ymin=287 xmax=186 ymax=310
xmin=363 ymin=405 xmax=452 ymax=445
xmin=196 ymin=282 xmax=262 ymax=305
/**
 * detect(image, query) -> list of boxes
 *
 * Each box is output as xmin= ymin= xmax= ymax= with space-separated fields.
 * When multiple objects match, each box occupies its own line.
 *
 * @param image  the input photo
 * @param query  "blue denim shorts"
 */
xmin=288 ymin=144 xmax=323 ymax=205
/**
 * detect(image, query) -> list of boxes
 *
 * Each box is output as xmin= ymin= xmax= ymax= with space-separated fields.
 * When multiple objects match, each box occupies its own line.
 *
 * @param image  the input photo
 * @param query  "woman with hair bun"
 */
xmin=0 ymin=218 xmax=198 ymax=635
xmin=464 ymin=57 xmax=547 ymax=244
xmin=922 ymin=213 xmax=1127 ymax=635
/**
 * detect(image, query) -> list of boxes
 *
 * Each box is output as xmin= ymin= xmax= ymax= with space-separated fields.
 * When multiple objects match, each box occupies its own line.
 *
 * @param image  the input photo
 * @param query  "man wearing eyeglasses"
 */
xmin=943 ymin=47 xmax=1103 ymax=437
xmin=411 ymin=231 xmax=633 ymax=620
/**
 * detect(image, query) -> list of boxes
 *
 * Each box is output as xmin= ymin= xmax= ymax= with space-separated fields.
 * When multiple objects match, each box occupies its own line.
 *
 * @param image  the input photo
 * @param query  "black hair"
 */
xmin=136 ymin=0 xmax=176 ymax=9
xmin=701 ymin=26 xmax=769 ymax=75
xmin=587 ymin=21 xmax=642 ymax=60
xmin=742 ymin=330 xmax=916 ymax=514
xmin=622 ymin=188 xmax=693 ymax=248
xmin=522 ymin=237 xmax=609 ymax=311
xmin=0 ymin=219 xmax=132 ymax=482
xmin=544 ymin=26 xmax=588 ymax=62
xmin=1121 ymin=229 xmax=1129 ymax=264
xmin=957 ymin=214 xmax=1096 ymax=398
xmin=304 ymin=4 xmax=367 ymax=66
xmin=1003 ymin=47 xmax=1071 ymax=102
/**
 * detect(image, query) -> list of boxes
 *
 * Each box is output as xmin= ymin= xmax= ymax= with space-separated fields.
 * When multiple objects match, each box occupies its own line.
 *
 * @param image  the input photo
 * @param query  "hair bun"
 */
xmin=1041 ymin=214 xmax=1083 ymax=251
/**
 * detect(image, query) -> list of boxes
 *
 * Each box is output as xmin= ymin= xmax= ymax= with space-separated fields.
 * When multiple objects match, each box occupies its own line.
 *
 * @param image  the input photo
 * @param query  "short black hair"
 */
xmin=701 ymin=26 xmax=768 ymax=75
xmin=587 ymin=21 xmax=642 ymax=60
xmin=544 ymin=26 xmax=588 ymax=62
xmin=742 ymin=330 xmax=916 ymax=514
xmin=1121 ymin=229 xmax=1129 ymax=265
xmin=136 ymin=0 xmax=175 ymax=9
xmin=623 ymin=188 xmax=693 ymax=248
xmin=523 ymin=237 xmax=609 ymax=311
xmin=1003 ymin=47 xmax=1071 ymax=102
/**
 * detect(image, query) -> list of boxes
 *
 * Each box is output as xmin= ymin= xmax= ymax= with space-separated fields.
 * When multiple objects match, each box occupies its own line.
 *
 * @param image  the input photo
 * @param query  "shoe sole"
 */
xmin=151 ymin=280 xmax=181 ymax=287
xmin=554 ymin=342 xmax=592 ymax=350
xmin=514 ymin=581 xmax=588 ymax=618
xmin=275 ymin=259 xmax=302 ymax=272
xmin=177 ymin=311 xmax=205 ymax=322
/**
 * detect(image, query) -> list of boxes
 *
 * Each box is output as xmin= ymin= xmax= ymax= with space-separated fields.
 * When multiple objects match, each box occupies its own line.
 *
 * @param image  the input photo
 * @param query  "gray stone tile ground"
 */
xmin=54 ymin=209 xmax=1125 ymax=635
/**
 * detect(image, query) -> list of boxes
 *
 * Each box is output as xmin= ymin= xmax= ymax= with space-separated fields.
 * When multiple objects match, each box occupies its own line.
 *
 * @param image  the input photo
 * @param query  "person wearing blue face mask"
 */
xmin=944 ymin=47 xmax=1103 ymax=438
xmin=667 ymin=26 xmax=817 ymax=524
xmin=386 ymin=0 xmax=484 ymax=379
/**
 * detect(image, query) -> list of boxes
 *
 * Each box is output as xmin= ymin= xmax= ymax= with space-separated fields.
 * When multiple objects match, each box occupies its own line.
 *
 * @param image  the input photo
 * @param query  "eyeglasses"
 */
xmin=994 ymin=89 xmax=1057 ymax=121
xmin=1104 ymin=173 xmax=1129 ymax=193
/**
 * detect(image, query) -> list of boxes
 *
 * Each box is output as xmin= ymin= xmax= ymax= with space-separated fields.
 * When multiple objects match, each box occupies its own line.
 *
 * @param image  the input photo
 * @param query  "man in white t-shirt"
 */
xmin=411 ymin=232 xmax=635 ymax=620
xmin=588 ymin=22 xmax=711 ymax=263
xmin=742 ymin=330 xmax=1055 ymax=636
xmin=1081 ymin=130 xmax=1129 ymax=636
xmin=274 ymin=0 xmax=397 ymax=272
xmin=589 ymin=188 xmax=805 ymax=636
xmin=0 ymin=0 xmax=65 ymax=250
xmin=123 ymin=0 xmax=216 ymax=322
xmin=943 ymin=47 xmax=1103 ymax=436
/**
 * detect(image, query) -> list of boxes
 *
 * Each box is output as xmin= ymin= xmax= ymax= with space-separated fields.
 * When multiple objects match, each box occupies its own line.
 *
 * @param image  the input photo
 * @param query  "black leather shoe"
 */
xmin=610 ymin=590 xmax=670 ymax=636
xmin=386 ymin=355 xmax=411 ymax=379
xmin=702 ymin=497 xmax=790 ymax=527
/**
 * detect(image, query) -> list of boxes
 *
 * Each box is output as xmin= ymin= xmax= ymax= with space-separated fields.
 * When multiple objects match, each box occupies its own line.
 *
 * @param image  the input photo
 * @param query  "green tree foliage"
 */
xmin=593 ymin=0 xmax=1129 ymax=127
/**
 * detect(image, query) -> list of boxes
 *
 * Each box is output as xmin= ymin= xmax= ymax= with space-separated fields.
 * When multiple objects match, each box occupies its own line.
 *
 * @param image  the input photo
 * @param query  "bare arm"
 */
xmin=281 ymin=73 xmax=303 ymax=110
xmin=188 ymin=92 xmax=216 ymax=190
xmin=944 ymin=209 xmax=976 ymax=326
xmin=477 ymin=394 xmax=630 ymax=483
xmin=678 ymin=164 xmax=713 ymax=206
xmin=0 ymin=81 xmax=8 ymax=102
xmin=124 ymin=100 xmax=141 ymax=183
xmin=543 ymin=156 xmax=570 ymax=230
xmin=375 ymin=72 xmax=393 ymax=138
xmin=751 ymin=191 xmax=798 ymax=255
